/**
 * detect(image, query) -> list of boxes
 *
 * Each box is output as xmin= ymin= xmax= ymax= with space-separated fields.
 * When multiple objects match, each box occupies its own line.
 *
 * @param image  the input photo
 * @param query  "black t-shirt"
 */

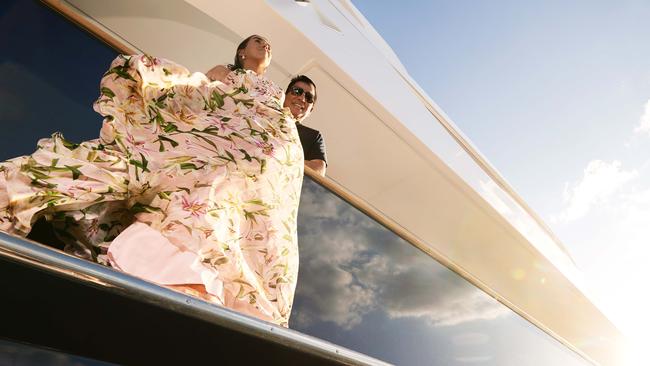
xmin=296 ymin=123 xmax=327 ymax=164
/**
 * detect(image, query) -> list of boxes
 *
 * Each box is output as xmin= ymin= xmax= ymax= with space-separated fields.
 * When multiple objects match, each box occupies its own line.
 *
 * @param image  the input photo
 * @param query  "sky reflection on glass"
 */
xmin=292 ymin=177 xmax=591 ymax=366
xmin=0 ymin=0 xmax=117 ymax=160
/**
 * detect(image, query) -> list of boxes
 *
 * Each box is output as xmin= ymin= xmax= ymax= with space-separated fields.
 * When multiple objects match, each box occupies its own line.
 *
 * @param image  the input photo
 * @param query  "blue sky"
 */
xmin=353 ymin=0 xmax=650 ymax=358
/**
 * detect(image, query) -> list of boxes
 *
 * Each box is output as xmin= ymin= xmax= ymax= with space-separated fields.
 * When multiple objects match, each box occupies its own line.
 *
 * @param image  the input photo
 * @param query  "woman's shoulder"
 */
xmin=205 ymin=64 xmax=231 ymax=82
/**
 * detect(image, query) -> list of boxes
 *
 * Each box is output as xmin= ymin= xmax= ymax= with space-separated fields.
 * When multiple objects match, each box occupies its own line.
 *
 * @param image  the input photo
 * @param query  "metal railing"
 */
xmin=0 ymin=231 xmax=389 ymax=366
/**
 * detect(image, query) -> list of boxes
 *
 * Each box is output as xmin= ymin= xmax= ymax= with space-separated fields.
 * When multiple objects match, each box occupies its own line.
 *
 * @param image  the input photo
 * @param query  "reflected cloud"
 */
xmin=454 ymin=355 xmax=494 ymax=363
xmin=452 ymin=332 xmax=490 ymax=346
xmin=294 ymin=260 xmax=374 ymax=328
xmin=294 ymin=179 xmax=508 ymax=329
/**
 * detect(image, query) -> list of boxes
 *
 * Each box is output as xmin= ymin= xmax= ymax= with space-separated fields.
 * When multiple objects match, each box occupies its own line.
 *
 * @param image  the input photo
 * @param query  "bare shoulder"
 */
xmin=205 ymin=64 xmax=230 ymax=82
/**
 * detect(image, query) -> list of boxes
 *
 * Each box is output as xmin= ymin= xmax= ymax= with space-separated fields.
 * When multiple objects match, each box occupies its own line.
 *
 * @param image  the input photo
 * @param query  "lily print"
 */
xmin=0 ymin=54 xmax=303 ymax=326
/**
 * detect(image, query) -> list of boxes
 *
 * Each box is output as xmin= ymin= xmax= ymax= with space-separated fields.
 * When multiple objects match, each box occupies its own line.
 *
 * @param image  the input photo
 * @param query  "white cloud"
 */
xmin=554 ymin=160 xmax=637 ymax=222
xmin=548 ymin=159 xmax=650 ymax=347
xmin=634 ymin=99 xmax=650 ymax=135
xmin=571 ymin=187 xmax=650 ymax=350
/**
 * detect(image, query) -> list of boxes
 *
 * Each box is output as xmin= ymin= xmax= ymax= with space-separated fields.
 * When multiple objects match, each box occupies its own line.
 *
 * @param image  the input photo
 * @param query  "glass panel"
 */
xmin=292 ymin=176 xmax=593 ymax=366
xmin=0 ymin=338 xmax=115 ymax=366
xmin=0 ymin=0 xmax=117 ymax=160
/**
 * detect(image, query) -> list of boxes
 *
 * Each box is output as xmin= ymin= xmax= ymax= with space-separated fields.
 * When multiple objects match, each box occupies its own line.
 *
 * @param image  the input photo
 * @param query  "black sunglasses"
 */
xmin=290 ymin=86 xmax=315 ymax=104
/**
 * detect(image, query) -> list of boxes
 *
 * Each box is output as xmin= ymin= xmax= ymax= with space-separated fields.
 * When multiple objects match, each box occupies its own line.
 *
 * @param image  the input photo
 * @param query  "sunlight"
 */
xmin=622 ymin=332 xmax=648 ymax=366
xmin=595 ymin=250 xmax=650 ymax=366
xmin=620 ymin=295 xmax=650 ymax=366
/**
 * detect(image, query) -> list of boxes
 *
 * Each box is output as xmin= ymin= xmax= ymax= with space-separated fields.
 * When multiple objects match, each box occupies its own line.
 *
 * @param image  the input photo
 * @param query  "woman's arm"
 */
xmin=205 ymin=65 xmax=230 ymax=82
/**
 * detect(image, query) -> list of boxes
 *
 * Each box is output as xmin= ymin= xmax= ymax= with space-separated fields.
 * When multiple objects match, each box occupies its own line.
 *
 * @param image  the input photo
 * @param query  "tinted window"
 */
xmin=292 ymin=177 xmax=592 ymax=365
xmin=0 ymin=338 xmax=114 ymax=366
xmin=0 ymin=0 xmax=117 ymax=160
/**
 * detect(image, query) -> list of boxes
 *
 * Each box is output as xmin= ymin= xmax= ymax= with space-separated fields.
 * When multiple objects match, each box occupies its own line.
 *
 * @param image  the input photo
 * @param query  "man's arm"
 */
xmin=297 ymin=125 xmax=327 ymax=177
xmin=305 ymin=159 xmax=326 ymax=177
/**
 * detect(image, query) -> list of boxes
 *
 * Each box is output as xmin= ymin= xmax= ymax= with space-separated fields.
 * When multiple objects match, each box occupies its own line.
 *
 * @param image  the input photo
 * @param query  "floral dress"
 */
xmin=0 ymin=55 xmax=304 ymax=326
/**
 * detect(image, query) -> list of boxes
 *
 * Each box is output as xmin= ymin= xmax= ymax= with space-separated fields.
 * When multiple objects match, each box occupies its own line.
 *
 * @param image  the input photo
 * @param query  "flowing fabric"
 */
xmin=0 ymin=55 xmax=304 ymax=326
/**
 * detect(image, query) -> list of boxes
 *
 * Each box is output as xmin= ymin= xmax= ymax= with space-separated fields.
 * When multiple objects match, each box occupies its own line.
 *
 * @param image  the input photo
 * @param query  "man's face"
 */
xmin=284 ymin=81 xmax=315 ymax=122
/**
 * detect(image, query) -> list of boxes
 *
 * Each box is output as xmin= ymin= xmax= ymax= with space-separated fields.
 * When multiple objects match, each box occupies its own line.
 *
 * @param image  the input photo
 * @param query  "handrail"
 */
xmin=0 ymin=232 xmax=389 ymax=366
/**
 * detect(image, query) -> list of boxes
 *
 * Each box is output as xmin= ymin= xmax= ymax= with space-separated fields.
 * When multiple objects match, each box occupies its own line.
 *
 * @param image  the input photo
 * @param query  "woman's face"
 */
xmin=240 ymin=35 xmax=272 ymax=68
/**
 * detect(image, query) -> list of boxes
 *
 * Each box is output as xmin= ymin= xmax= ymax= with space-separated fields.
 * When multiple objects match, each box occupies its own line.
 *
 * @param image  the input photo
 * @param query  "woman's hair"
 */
xmin=286 ymin=75 xmax=318 ymax=104
xmin=229 ymin=35 xmax=256 ymax=71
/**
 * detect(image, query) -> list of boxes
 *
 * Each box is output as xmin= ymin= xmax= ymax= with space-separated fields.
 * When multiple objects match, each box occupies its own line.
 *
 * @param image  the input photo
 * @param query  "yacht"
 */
xmin=0 ymin=1 xmax=625 ymax=365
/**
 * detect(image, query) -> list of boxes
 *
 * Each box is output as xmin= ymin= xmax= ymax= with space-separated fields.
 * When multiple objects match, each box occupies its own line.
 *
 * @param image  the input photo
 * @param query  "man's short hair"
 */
xmin=286 ymin=75 xmax=317 ymax=104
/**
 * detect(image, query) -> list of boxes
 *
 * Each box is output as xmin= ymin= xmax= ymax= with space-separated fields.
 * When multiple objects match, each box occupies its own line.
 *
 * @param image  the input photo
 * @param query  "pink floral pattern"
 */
xmin=0 ymin=55 xmax=303 ymax=326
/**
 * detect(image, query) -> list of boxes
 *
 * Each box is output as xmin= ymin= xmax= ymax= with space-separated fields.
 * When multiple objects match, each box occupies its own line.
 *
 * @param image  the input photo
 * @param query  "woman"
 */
xmin=0 ymin=35 xmax=304 ymax=326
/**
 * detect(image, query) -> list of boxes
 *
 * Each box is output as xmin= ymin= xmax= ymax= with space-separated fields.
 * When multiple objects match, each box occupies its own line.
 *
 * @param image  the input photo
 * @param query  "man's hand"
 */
xmin=305 ymin=159 xmax=326 ymax=177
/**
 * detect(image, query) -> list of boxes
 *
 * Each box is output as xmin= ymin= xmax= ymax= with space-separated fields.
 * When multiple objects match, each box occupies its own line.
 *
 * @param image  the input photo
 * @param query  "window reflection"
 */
xmin=293 ymin=177 xmax=592 ymax=365
xmin=0 ymin=339 xmax=114 ymax=366
xmin=0 ymin=0 xmax=117 ymax=160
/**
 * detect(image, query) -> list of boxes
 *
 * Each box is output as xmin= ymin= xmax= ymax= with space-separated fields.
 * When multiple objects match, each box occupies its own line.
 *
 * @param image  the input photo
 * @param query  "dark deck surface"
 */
xmin=0 ymin=253 xmax=342 ymax=365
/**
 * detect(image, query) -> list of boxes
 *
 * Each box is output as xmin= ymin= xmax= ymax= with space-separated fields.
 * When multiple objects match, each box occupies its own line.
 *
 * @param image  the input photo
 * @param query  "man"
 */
xmin=284 ymin=75 xmax=327 ymax=176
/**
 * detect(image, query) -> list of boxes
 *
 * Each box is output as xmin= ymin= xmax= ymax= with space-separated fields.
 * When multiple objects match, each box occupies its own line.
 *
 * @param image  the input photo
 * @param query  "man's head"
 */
xmin=284 ymin=75 xmax=317 ymax=123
